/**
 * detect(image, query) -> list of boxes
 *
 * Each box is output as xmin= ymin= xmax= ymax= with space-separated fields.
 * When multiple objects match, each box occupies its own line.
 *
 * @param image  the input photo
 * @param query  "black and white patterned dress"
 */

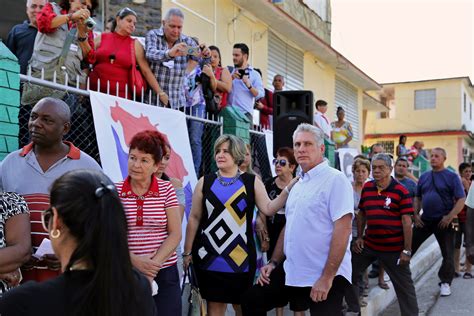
xmin=0 ymin=192 xmax=29 ymax=296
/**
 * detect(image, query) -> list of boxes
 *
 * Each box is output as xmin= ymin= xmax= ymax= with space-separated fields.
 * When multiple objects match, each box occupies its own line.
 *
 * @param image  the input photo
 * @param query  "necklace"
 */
xmin=216 ymin=170 xmax=241 ymax=187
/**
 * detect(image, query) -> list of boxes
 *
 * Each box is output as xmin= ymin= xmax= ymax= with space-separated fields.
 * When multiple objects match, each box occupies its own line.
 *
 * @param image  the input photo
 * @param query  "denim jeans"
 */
xmin=186 ymin=103 xmax=206 ymax=176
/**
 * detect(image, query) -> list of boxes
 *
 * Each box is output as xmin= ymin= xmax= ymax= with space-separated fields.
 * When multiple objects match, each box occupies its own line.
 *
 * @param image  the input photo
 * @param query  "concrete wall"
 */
xmin=365 ymin=134 xmax=463 ymax=170
xmin=0 ymin=42 xmax=20 ymax=160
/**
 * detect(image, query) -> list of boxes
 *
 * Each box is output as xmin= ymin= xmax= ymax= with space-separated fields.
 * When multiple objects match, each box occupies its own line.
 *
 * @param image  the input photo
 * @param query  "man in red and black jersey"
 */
xmin=351 ymin=153 xmax=418 ymax=316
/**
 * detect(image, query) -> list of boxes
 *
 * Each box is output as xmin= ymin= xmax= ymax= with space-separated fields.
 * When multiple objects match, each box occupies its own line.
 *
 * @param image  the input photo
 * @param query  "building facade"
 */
xmin=364 ymin=77 xmax=474 ymax=168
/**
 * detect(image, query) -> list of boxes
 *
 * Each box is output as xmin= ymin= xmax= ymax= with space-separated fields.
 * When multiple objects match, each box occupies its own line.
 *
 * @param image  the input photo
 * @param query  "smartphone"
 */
xmin=185 ymin=46 xmax=200 ymax=56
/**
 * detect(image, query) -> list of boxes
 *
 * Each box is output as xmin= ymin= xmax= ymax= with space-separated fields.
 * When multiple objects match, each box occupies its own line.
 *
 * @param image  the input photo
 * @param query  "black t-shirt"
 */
xmin=0 ymin=270 xmax=156 ymax=316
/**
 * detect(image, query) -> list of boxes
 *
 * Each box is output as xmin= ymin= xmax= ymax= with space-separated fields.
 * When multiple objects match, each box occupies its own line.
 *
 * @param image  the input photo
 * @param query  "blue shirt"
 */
xmin=398 ymin=177 xmax=417 ymax=198
xmin=6 ymin=21 xmax=38 ymax=75
xmin=227 ymin=66 xmax=264 ymax=115
xmin=416 ymin=169 xmax=465 ymax=220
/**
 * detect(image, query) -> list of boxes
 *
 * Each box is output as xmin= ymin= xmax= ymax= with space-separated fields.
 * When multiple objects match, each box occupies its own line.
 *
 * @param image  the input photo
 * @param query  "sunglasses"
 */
xmin=41 ymin=207 xmax=53 ymax=232
xmin=272 ymin=158 xmax=288 ymax=167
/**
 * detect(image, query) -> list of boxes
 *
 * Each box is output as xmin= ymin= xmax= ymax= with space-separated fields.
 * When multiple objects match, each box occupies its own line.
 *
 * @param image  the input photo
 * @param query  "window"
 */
xmin=414 ymin=89 xmax=436 ymax=110
xmin=464 ymin=93 xmax=467 ymax=112
xmin=268 ymin=32 xmax=304 ymax=91
xmin=335 ymin=77 xmax=359 ymax=141
xmin=379 ymin=141 xmax=395 ymax=156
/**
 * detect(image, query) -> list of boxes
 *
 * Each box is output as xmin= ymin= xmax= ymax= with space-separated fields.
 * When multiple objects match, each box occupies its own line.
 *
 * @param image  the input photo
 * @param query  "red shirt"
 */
xmin=37 ymin=3 xmax=96 ymax=64
xmin=258 ymin=88 xmax=274 ymax=128
xmin=359 ymin=178 xmax=414 ymax=252
xmin=116 ymin=176 xmax=179 ymax=269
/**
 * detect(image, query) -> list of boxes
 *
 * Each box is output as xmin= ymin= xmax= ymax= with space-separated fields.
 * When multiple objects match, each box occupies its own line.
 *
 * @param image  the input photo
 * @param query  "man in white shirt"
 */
xmin=254 ymin=124 xmax=353 ymax=314
xmin=313 ymin=100 xmax=331 ymax=138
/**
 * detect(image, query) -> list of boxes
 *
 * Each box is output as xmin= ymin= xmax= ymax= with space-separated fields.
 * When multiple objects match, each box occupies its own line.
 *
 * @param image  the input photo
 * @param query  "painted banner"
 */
xmin=337 ymin=148 xmax=360 ymax=182
xmin=89 ymin=91 xmax=198 ymax=222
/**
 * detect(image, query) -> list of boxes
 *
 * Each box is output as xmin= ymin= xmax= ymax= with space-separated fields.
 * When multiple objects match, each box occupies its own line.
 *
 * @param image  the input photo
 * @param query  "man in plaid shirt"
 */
xmin=145 ymin=7 xmax=210 ymax=109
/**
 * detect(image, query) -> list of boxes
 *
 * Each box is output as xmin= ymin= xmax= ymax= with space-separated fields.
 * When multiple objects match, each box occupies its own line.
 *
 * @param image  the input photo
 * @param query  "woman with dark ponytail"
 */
xmin=0 ymin=169 xmax=156 ymax=316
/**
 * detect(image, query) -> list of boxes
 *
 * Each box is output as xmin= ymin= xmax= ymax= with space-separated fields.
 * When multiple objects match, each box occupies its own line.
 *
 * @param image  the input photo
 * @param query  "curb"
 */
xmin=362 ymin=238 xmax=441 ymax=316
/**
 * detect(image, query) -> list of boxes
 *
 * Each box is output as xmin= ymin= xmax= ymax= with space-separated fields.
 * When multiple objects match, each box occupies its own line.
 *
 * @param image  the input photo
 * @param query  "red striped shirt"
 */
xmin=22 ymin=194 xmax=60 ymax=282
xmin=358 ymin=179 xmax=413 ymax=252
xmin=116 ymin=176 xmax=179 ymax=269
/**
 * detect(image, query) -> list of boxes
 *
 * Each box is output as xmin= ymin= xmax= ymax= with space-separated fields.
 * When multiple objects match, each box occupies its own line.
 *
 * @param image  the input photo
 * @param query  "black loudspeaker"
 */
xmin=273 ymin=90 xmax=313 ymax=156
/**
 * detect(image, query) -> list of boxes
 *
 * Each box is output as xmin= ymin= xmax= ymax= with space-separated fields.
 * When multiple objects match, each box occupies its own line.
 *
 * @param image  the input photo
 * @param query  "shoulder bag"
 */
xmin=181 ymin=263 xmax=206 ymax=316
xmin=129 ymin=39 xmax=147 ymax=99
xmin=21 ymin=28 xmax=77 ymax=106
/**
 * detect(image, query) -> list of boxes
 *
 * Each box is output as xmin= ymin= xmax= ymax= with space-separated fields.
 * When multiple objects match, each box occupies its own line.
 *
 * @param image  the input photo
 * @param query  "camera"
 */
xmin=238 ymin=68 xmax=249 ymax=78
xmin=84 ymin=17 xmax=96 ymax=30
xmin=186 ymin=46 xmax=200 ymax=56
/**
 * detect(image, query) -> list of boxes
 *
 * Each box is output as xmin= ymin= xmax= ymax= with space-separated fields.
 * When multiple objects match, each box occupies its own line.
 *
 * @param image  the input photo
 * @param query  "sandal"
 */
xmin=463 ymin=272 xmax=473 ymax=279
xmin=378 ymin=282 xmax=390 ymax=290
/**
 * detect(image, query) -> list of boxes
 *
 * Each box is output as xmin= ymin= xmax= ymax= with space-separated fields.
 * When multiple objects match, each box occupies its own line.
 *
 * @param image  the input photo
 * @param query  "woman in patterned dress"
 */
xmin=0 ymin=193 xmax=30 ymax=297
xmin=183 ymin=134 xmax=298 ymax=316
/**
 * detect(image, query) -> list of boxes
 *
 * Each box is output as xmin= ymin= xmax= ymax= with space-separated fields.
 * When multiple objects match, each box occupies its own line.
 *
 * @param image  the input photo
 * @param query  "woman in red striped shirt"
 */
xmin=116 ymin=130 xmax=182 ymax=315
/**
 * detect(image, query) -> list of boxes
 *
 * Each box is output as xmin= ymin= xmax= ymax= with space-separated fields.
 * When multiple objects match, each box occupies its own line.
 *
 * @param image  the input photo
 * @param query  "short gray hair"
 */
xmin=292 ymin=123 xmax=325 ymax=147
xmin=432 ymin=147 xmax=447 ymax=158
xmin=213 ymin=134 xmax=246 ymax=166
xmin=372 ymin=153 xmax=392 ymax=168
xmin=164 ymin=8 xmax=184 ymax=21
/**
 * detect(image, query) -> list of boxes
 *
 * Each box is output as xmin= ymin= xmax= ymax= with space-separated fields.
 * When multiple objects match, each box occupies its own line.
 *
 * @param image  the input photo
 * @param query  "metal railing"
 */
xmin=19 ymin=71 xmax=224 ymax=178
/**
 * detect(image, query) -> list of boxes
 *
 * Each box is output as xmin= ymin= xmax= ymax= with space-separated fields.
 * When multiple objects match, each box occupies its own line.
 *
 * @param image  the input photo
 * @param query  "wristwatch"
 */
xmin=402 ymin=249 xmax=412 ymax=257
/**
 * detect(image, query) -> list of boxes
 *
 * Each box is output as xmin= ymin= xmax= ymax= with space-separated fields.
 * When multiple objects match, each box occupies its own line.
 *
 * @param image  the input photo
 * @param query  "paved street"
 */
xmin=428 ymin=268 xmax=474 ymax=316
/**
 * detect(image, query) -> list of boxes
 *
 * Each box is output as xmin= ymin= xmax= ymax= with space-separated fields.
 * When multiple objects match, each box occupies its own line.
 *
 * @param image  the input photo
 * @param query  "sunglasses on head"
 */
xmin=41 ymin=207 xmax=53 ymax=232
xmin=272 ymin=158 xmax=288 ymax=167
xmin=118 ymin=7 xmax=137 ymax=18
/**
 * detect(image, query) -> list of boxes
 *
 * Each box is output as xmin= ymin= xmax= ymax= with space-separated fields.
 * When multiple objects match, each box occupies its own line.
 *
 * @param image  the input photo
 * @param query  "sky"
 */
xmin=331 ymin=0 xmax=474 ymax=84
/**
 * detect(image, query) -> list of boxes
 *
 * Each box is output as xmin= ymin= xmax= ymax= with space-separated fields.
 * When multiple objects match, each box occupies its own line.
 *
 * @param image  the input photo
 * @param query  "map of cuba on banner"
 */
xmin=89 ymin=91 xmax=198 ymax=223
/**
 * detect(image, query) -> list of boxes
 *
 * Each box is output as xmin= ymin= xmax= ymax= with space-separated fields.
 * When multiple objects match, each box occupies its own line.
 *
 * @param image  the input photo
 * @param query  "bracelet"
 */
xmin=67 ymin=13 xmax=73 ymax=22
xmin=182 ymin=252 xmax=192 ymax=257
xmin=267 ymin=259 xmax=278 ymax=268
xmin=159 ymin=91 xmax=166 ymax=96
xmin=77 ymin=35 xmax=88 ymax=42
xmin=284 ymin=186 xmax=290 ymax=194
xmin=247 ymin=85 xmax=253 ymax=90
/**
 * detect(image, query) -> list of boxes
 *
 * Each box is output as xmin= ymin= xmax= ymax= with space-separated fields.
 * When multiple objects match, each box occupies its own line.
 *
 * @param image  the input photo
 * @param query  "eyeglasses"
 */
xmin=41 ymin=207 xmax=53 ymax=232
xmin=30 ymin=4 xmax=44 ymax=10
xmin=272 ymin=158 xmax=288 ymax=167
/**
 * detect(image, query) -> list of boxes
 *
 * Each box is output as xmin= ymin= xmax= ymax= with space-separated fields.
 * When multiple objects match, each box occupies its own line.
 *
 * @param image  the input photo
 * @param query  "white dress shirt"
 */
xmin=284 ymin=160 xmax=354 ymax=287
xmin=313 ymin=111 xmax=331 ymax=138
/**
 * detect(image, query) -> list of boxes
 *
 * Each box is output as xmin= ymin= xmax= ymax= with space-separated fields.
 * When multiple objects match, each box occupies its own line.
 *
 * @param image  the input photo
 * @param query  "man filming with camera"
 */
xmin=228 ymin=43 xmax=265 ymax=125
xmin=145 ymin=7 xmax=210 ymax=109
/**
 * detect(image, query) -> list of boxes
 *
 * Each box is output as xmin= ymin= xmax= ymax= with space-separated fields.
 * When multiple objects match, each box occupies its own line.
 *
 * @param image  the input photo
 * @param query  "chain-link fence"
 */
xmin=18 ymin=74 xmax=224 ymax=177
xmin=249 ymin=128 xmax=273 ymax=183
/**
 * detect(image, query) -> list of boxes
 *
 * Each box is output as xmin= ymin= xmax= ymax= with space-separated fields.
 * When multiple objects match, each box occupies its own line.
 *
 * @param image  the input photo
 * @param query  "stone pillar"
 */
xmin=0 ymin=42 xmax=20 ymax=160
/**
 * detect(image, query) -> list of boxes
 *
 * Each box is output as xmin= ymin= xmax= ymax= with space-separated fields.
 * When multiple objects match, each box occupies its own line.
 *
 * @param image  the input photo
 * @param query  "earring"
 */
xmin=50 ymin=229 xmax=61 ymax=239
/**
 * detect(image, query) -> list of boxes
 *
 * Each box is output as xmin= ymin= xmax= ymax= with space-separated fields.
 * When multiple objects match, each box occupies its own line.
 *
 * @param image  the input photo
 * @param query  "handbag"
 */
xmin=181 ymin=263 xmax=206 ymax=316
xmin=200 ymin=72 xmax=219 ymax=114
xmin=21 ymin=28 xmax=77 ymax=106
xmin=129 ymin=39 xmax=147 ymax=99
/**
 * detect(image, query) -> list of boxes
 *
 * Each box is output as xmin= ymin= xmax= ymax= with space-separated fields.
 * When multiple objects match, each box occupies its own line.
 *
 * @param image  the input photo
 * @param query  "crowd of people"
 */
xmin=6 ymin=1 xmax=289 ymax=177
xmin=2 ymin=2 xmax=474 ymax=316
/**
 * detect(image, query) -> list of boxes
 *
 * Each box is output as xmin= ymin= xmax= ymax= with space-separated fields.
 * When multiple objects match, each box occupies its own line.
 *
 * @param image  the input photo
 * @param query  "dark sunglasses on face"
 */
xmin=41 ymin=207 xmax=53 ymax=232
xmin=272 ymin=158 xmax=287 ymax=167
